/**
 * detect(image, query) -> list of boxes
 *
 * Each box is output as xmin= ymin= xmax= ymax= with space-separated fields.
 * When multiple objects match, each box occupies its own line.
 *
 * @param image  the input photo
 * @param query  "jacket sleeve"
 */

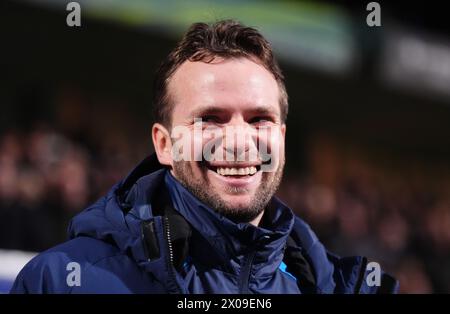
xmin=359 ymin=267 xmax=400 ymax=294
xmin=328 ymin=253 xmax=399 ymax=294
xmin=354 ymin=257 xmax=399 ymax=294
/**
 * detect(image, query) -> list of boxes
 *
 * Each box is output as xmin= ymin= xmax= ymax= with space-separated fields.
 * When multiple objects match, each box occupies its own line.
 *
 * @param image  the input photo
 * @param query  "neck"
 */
xmin=249 ymin=210 xmax=265 ymax=227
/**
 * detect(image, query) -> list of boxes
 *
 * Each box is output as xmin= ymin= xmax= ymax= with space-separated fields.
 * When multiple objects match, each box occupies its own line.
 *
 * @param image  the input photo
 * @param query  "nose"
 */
xmin=223 ymin=122 xmax=258 ymax=162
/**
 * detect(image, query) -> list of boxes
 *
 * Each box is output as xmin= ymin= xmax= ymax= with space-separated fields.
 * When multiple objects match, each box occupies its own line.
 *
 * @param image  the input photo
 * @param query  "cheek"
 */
xmin=192 ymin=132 xmax=204 ymax=161
xmin=200 ymin=127 xmax=225 ymax=162
xmin=258 ymin=126 xmax=285 ymax=172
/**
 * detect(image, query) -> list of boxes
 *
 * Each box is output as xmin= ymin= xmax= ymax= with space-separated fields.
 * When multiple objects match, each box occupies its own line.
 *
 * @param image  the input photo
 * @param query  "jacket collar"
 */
xmin=164 ymin=170 xmax=295 ymax=278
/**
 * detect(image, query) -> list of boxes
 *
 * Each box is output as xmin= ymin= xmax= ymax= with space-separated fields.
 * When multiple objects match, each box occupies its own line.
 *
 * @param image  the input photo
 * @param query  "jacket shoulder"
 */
xmin=10 ymin=237 xmax=125 ymax=293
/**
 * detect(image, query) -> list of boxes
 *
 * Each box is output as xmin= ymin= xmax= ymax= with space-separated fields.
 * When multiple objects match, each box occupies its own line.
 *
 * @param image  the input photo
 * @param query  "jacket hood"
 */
xmin=68 ymin=155 xmax=168 ymax=273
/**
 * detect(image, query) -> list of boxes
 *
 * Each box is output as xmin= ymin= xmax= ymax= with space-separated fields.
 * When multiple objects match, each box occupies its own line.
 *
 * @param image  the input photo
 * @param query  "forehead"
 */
xmin=168 ymin=58 xmax=280 ymax=118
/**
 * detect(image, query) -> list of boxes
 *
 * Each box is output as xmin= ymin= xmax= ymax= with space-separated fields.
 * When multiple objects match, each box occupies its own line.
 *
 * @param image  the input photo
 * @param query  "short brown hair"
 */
xmin=152 ymin=20 xmax=288 ymax=127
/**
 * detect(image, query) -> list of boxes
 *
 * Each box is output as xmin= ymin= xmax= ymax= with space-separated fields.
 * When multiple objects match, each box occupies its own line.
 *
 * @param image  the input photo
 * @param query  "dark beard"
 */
xmin=172 ymin=160 xmax=284 ymax=224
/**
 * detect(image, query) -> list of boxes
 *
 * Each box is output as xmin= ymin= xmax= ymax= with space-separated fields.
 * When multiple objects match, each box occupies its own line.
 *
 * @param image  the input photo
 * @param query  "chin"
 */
xmin=220 ymin=196 xmax=253 ymax=210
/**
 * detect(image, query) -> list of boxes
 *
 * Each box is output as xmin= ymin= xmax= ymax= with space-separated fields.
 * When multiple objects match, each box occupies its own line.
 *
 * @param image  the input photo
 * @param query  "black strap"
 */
xmin=283 ymin=236 xmax=317 ymax=293
xmin=146 ymin=183 xmax=192 ymax=271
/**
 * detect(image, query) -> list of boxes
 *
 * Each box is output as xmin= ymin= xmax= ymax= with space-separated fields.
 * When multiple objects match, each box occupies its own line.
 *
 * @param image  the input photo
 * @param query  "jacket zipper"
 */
xmin=239 ymin=250 xmax=256 ymax=294
xmin=164 ymin=216 xmax=182 ymax=293
xmin=354 ymin=257 xmax=368 ymax=294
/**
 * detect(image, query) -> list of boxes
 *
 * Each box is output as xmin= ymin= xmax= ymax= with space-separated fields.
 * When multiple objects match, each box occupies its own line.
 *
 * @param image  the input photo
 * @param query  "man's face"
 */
xmin=166 ymin=57 xmax=286 ymax=223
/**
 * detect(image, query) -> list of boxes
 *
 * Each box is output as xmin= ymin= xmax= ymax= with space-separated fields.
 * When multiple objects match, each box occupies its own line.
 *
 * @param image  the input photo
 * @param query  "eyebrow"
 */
xmin=190 ymin=105 xmax=278 ymax=118
xmin=190 ymin=106 xmax=225 ymax=118
xmin=250 ymin=106 xmax=278 ymax=116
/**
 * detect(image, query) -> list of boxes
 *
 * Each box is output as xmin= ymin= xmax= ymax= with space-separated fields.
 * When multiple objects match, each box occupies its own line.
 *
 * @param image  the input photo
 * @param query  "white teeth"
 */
xmin=215 ymin=166 xmax=258 ymax=176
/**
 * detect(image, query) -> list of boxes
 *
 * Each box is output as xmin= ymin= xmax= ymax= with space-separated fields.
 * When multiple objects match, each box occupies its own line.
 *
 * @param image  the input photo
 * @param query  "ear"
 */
xmin=152 ymin=123 xmax=173 ymax=167
xmin=281 ymin=123 xmax=286 ymax=138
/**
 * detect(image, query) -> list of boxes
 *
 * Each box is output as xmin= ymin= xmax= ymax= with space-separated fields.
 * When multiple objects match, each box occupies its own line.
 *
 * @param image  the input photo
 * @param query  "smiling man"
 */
xmin=156 ymin=55 xmax=286 ymax=226
xmin=11 ymin=20 xmax=398 ymax=294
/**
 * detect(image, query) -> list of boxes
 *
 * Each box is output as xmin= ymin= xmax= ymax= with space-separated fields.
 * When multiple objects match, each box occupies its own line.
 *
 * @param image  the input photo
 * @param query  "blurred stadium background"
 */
xmin=1 ymin=0 xmax=449 ymax=293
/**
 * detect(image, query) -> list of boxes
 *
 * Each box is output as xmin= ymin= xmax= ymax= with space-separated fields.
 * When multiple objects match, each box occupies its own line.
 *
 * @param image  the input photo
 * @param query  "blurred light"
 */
xmin=381 ymin=27 xmax=450 ymax=99
xmin=20 ymin=0 xmax=357 ymax=74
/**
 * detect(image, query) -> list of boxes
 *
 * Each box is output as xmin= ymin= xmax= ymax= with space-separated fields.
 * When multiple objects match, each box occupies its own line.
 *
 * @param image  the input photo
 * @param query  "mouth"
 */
xmin=198 ymin=161 xmax=270 ymax=190
xmin=205 ymin=164 xmax=262 ymax=177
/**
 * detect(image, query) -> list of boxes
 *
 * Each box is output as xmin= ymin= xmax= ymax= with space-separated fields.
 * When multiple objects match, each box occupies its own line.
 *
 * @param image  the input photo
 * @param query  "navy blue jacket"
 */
xmin=10 ymin=155 xmax=398 ymax=294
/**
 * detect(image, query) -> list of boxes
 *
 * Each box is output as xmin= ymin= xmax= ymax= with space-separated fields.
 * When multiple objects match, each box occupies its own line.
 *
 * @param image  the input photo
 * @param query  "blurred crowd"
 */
xmin=0 ymin=126 xmax=141 ymax=252
xmin=0 ymin=126 xmax=449 ymax=293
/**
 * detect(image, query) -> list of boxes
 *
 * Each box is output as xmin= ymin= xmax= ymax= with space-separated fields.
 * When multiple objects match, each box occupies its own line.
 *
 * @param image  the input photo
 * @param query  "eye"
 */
xmin=201 ymin=115 xmax=221 ymax=123
xmin=249 ymin=116 xmax=272 ymax=125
